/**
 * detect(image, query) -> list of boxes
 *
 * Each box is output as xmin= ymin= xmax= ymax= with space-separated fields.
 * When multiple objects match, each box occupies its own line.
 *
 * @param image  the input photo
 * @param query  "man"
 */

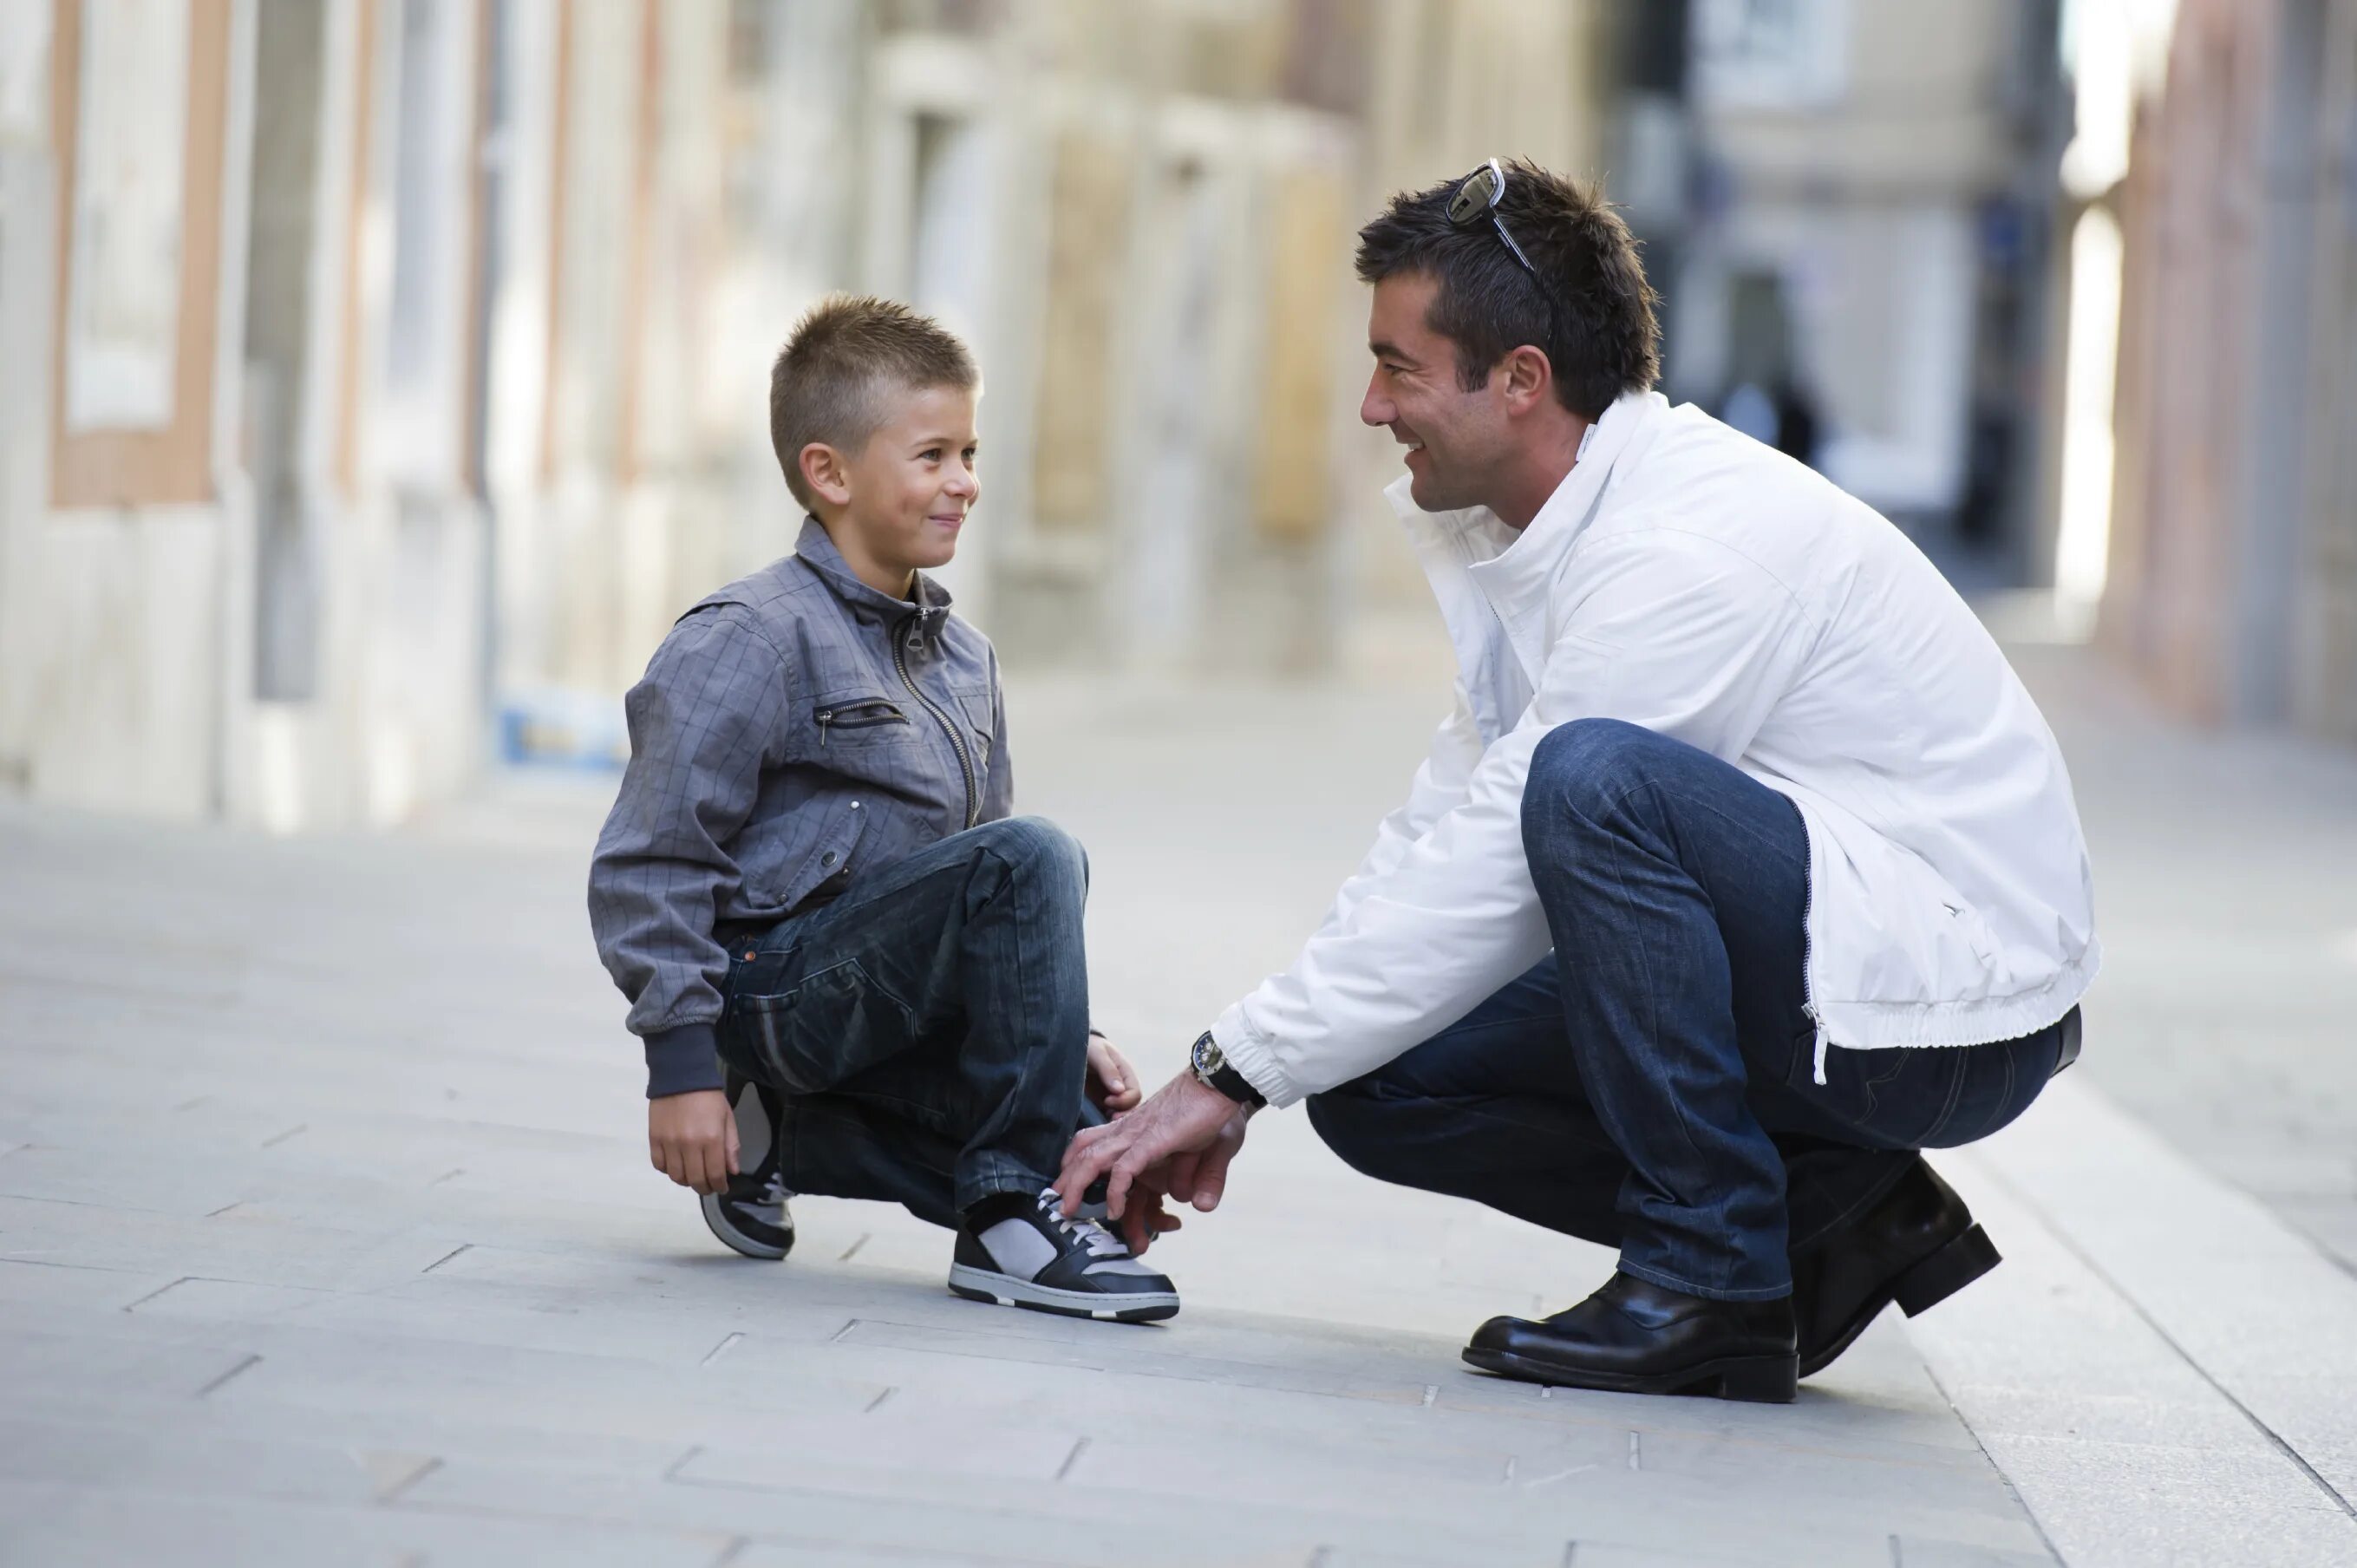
xmin=1057 ymin=160 xmax=2098 ymax=1401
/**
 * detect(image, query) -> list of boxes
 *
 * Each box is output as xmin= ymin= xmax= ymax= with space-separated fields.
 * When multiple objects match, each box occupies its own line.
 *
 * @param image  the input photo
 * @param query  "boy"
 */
xmin=589 ymin=297 xmax=1178 ymax=1323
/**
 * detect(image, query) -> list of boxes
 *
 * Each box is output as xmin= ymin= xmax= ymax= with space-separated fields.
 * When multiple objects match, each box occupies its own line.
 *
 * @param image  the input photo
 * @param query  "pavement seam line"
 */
xmin=121 ymin=1276 xmax=193 ymax=1312
xmin=195 ymin=1353 xmax=261 ymax=1398
xmin=375 ymin=1455 xmax=442 ymax=1505
xmin=1975 ymin=1149 xmax=2357 ymax=1523
xmin=1913 ymin=1332 xmax=2068 ymax=1566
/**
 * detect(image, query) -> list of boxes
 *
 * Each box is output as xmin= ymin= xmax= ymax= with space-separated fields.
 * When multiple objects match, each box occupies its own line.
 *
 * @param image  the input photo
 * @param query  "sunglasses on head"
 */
xmin=1446 ymin=157 xmax=1538 ymax=278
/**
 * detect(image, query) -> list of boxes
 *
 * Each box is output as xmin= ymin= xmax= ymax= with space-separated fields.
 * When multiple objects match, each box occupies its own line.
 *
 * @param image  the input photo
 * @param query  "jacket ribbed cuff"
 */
xmin=1209 ymin=1012 xmax=1303 ymax=1109
xmin=645 ymin=1022 xmax=727 ymax=1100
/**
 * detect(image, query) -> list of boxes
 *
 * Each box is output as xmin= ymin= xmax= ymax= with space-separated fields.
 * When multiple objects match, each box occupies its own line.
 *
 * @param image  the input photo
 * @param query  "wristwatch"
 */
xmin=1189 ymin=1030 xmax=1267 ymax=1108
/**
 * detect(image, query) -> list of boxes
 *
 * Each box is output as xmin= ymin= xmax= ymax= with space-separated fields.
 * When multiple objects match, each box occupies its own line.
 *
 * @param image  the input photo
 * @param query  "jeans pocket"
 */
xmin=1794 ymin=1040 xmax=1964 ymax=1148
xmin=1923 ymin=1037 xmax=2040 ymax=1149
xmin=731 ymin=957 xmax=915 ymax=1095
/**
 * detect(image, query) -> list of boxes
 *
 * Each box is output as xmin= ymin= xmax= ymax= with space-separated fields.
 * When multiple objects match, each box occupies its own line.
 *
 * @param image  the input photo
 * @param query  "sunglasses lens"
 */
xmin=1446 ymin=168 xmax=1496 ymax=225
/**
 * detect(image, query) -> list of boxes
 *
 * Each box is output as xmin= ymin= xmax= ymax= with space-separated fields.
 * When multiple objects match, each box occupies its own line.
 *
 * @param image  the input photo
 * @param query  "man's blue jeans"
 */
xmin=714 ymin=816 xmax=1100 ymax=1229
xmin=1308 ymin=719 xmax=2066 ymax=1303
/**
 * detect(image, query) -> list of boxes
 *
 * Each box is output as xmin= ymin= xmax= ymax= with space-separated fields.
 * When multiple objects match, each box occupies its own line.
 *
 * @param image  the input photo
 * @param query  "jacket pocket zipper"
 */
xmin=814 ymin=701 xmax=908 ymax=746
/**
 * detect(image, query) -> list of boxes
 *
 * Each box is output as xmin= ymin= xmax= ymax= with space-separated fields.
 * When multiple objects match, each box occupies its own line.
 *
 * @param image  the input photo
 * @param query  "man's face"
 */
xmin=1360 ymin=272 xmax=1513 ymax=513
xmin=832 ymin=384 xmax=982 ymax=576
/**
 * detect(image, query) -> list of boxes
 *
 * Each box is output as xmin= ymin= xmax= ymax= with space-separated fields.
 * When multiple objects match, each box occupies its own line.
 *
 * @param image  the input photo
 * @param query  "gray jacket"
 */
xmin=589 ymin=517 xmax=1013 ymax=1096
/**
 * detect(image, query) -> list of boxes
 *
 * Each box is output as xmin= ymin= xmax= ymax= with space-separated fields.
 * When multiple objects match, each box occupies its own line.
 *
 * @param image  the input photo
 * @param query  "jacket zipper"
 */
xmin=1798 ymin=810 xmax=1830 ymax=1083
xmin=895 ymin=617 xmax=979 ymax=830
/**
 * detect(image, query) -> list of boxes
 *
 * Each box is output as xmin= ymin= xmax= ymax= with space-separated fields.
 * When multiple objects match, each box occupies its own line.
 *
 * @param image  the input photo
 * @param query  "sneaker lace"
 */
xmin=1035 ymin=1187 xmax=1126 ymax=1258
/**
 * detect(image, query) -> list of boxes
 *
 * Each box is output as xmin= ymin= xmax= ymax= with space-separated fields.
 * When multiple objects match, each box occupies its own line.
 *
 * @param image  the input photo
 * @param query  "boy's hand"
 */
xmin=1085 ymin=1031 xmax=1141 ymax=1113
xmin=649 ymin=1088 xmax=739 ymax=1195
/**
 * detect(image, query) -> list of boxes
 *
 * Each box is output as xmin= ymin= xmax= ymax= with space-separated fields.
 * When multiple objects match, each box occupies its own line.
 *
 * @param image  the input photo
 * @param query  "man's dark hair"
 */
xmin=1354 ymin=160 xmax=1660 ymax=421
xmin=768 ymin=295 xmax=978 ymax=508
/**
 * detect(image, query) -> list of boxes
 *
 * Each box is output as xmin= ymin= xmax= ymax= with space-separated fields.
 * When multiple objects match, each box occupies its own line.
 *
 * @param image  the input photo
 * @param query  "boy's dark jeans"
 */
xmin=714 ymin=816 xmax=1098 ymax=1229
xmin=1309 ymin=718 xmax=2067 ymax=1303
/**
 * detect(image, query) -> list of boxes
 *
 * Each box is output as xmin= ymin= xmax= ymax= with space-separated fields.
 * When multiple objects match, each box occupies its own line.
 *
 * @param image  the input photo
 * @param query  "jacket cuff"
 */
xmin=1210 ymin=1009 xmax=1304 ymax=1109
xmin=645 ymin=1022 xmax=727 ymax=1099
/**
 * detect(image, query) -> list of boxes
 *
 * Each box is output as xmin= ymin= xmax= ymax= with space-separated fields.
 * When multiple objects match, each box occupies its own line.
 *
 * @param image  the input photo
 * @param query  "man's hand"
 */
xmin=1085 ymin=1030 xmax=1141 ymax=1113
xmin=1057 ymin=1070 xmax=1249 ymax=1238
xmin=650 ymin=1088 xmax=738 ymax=1195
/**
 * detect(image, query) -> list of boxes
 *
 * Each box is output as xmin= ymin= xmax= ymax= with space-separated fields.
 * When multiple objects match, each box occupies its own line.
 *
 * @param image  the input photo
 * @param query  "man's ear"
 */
xmin=1498 ymin=344 xmax=1554 ymax=415
xmin=800 ymin=441 xmax=852 ymax=508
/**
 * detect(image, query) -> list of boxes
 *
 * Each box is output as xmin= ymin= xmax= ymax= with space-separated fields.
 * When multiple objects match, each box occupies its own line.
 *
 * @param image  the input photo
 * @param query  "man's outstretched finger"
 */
xmin=1191 ymin=1135 xmax=1240 ymax=1211
xmin=1056 ymin=1139 xmax=1120 ymax=1215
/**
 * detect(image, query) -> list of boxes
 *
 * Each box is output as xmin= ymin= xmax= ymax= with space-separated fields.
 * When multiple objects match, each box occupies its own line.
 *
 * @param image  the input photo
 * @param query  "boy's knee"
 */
xmin=975 ymin=815 xmax=1087 ymax=892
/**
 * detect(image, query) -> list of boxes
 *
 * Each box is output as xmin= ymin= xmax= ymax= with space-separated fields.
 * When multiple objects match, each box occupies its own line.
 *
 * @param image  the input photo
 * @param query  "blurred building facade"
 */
xmin=2099 ymin=0 xmax=2357 ymax=742
xmin=0 ymin=0 xmax=1609 ymax=827
xmin=1665 ymin=0 xmax=2072 ymax=574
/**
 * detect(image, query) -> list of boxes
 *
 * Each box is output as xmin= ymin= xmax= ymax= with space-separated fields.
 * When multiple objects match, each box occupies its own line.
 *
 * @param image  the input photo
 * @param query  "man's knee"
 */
xmin=1305 ymin=1084 xmax=1397 ymax=1180
xmin=1521 ymin=718 xmax=1681 ymax=847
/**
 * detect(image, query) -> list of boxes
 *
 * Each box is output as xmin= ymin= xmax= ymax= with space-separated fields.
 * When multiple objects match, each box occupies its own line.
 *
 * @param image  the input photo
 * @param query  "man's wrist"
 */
xmin=1188 ymin=1029 xmax=1268 ymax=1108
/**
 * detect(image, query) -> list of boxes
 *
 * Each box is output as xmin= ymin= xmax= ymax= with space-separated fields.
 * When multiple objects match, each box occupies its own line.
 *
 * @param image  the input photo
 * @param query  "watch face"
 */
xmin=1192 ymin=1032 xmax=1220 ymax=1076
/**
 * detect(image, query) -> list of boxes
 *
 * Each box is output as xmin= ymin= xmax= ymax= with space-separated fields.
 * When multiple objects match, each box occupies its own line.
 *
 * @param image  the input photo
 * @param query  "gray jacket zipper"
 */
xmin=895 ymin=618 xmax=979 ymax=830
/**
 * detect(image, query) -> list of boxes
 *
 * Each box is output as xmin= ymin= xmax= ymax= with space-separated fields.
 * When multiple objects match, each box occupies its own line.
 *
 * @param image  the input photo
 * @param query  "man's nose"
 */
xmin=1360 ymin=375 xmax=1391 ymax=428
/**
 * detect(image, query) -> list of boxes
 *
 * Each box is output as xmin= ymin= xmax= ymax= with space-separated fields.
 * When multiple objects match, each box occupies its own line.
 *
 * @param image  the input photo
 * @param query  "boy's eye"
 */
xmin=920 ymin=448 xmax=943 ymax=461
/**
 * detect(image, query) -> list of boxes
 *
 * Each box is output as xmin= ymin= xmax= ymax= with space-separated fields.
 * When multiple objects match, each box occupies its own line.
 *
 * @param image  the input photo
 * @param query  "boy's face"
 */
xmin=815 ymin=384 xmax=982 ymax=586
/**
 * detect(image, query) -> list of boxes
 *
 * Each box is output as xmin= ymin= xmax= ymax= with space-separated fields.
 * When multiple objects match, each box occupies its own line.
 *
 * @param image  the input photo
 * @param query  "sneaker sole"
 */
xmin=700 ymin=1192 xmax=793 ymax=1261
xmin=945 ymin=1262 xmax=1178 ymax=1323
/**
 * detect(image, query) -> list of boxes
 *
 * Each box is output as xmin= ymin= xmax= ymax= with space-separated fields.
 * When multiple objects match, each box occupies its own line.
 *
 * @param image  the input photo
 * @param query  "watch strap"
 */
xmin=1191 ymin=1029 xmax=1267 ymax=1107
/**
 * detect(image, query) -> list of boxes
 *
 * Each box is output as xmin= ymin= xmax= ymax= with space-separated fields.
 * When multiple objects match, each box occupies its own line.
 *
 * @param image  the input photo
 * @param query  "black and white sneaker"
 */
xmin=947 ymin=1187 xmax=1179 ymax=1323
xmin=700 ymin=1071 xmax=794 ymax=1260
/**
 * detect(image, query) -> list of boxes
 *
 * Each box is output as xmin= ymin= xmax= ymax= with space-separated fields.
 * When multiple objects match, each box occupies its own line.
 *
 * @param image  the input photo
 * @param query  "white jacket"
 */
xmin=1215 ymin=391 xmax=2099 ymax=1108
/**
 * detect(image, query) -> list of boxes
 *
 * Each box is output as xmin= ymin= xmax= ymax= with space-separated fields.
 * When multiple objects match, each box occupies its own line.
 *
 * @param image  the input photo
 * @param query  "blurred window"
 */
xmin=1692 ymin=0 xmax=1851 ymax=110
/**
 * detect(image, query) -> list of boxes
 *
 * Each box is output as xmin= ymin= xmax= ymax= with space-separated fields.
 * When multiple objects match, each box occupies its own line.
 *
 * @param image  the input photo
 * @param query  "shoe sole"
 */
xmin=700 ymin=1192 xmax=793 ymax=1261
xmin=1460 ymin=1345 xmax=1798 ymax=1403
xmin=1800 ymin=1223 xmax=2001 ymax=1379
xmin=946 ymin=1262 xmax=1178 ymax=1323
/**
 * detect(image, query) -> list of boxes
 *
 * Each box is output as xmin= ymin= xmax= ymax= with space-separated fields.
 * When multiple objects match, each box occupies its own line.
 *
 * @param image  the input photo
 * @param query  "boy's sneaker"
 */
xmin=947 ymin=1187 xmax=1179 ymax=1323
xmin=700 ymin=1071 xmax=794 ymax=1260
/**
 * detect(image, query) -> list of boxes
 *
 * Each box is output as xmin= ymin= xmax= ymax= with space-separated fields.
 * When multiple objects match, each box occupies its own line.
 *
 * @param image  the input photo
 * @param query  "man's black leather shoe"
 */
xmin=1792 ymin=1159 xmax=2001 ymax=1378
xmin=1462 ymin=1273 xmax=1799 ymax=1402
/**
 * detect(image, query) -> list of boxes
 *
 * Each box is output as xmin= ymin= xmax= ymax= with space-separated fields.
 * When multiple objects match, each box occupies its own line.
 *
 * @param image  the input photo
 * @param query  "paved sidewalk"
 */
xmin=2 ymin=655 xmax=2354 ymax=1565
xmin=2003 ymin=644 xmax=2357 ymax=1279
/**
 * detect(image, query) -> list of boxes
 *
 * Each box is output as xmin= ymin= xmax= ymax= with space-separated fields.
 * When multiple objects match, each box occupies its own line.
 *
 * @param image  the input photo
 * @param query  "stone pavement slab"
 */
xmin=0 ymin=679 xmax=2058 ymax=1566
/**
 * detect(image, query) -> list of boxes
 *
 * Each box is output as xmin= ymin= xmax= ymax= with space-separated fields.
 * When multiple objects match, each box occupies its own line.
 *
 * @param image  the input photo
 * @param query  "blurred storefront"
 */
xmin=2095 ymin=0 xmax=2357 ymax=744
xmin=0 ymin=0 xmax=1608 ymax=828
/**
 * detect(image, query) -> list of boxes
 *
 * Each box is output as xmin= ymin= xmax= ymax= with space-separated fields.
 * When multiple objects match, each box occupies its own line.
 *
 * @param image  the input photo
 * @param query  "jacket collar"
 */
xmin=793 ymin=514 xmax=955 ymax=640
xmin=1386 ymin=389 xmax=1666 ymax=677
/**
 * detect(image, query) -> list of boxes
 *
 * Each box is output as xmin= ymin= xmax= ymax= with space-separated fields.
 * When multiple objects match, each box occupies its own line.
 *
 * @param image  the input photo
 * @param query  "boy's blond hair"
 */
xmin=767 ymin=296 xmax=979 ymax=509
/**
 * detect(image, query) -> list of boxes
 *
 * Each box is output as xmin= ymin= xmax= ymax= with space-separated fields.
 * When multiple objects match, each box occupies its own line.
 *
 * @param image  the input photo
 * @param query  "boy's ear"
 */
xmin=800 ymin=441 xmax=853 ymax=509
